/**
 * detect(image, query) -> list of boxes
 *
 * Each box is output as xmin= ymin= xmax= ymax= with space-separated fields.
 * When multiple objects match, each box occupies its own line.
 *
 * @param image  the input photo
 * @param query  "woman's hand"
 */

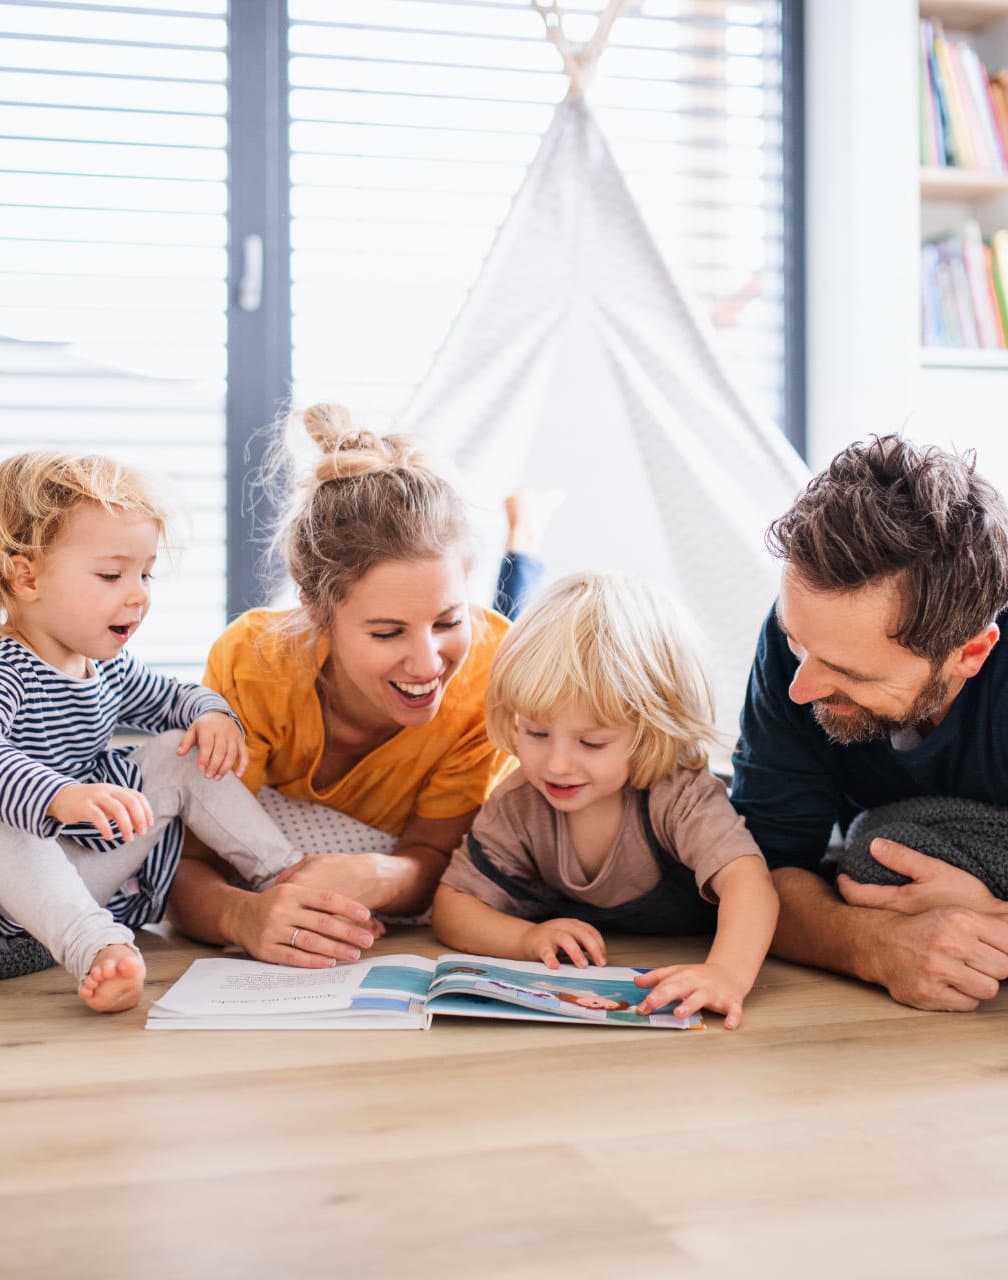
xmin=838 ymin=839 xmax=998 ymax=916
xmin=633 ymin=961 xmax=750 ymax=1029
xmin=520 ymin=917 xmax=607 ymax=969
xmin=273 ymin=852 xmax=408 ymax=913
xmin=224 ymin=871 xmax=381 ymax=969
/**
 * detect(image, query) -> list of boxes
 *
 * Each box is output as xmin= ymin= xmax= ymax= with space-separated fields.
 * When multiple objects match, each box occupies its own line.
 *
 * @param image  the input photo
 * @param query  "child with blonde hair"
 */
xmin=0 ymin=451 xmax=364 ymax=1012
xmin=432 ymin=571 xmax=779 ymax=1028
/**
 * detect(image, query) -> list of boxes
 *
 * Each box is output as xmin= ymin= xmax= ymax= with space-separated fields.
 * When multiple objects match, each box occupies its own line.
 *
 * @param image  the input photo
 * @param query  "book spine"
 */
xmin=945 ymin=36 xmax=984 ymax=166
xmin=960 ymin=220 xmax=1000 ymax=347
xmin=935 ymin=251 xmax=965 ymax=346
xmin=932 ymin=29 xmax=970 ymax=165
xmin=989 ymin=78 xmax=1008 ymax=164
xmin=982 ymin=243 xmax=1007 ymax=346
xmin=925 ymin=21 xmax=955 ymax=164
xmin=979 ymin=57 xmax=1008 ymax=168
xmin=949 ymin=249 xmax=980 ymax=345
xmin=921 ymin=242 xmax=945 ymax=346
xmin=919 ymin=21 xmax=944 ymax=166
xmin=990 ymin=230 xmax=1008 ymax=344
xmin=960 ymin=44 xmax=1004 ymax=170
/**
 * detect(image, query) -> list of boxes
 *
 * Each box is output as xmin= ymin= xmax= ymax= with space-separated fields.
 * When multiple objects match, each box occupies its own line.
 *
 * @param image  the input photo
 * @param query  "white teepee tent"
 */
xmin=396 ymin=4 xmax=809 ymax=742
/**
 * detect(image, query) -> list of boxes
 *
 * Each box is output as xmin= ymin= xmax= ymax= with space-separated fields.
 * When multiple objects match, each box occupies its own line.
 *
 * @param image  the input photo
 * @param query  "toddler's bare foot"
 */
xmin=504 ymin=488 xmax=565 ymax=555
xmin=78 ymin=944 xmax=146 ymax=1013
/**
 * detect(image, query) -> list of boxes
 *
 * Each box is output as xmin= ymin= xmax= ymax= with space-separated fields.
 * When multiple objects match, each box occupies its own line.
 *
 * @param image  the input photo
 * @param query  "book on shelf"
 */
xmin=920 ymin=19 xmax=1008 ymax=171
xmin=991 ymin=227 xmax=1008 ymax=337
xmin=145 ymin=952 xmax=706 ymax=1032
xmin=991 ymin=72 xmax=1008 ymax=157
xmin=922 ymin=219 xmax=1008 ymax=348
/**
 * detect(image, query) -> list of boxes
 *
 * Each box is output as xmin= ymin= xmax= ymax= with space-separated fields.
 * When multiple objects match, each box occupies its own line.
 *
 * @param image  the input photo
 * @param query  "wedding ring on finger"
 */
xmin=289 ymin=926 xmax=301 ymax=949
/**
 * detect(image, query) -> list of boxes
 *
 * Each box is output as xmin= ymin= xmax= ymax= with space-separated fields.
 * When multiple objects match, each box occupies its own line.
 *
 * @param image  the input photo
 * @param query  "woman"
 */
xmin=168 ymin=405 xmax=541 ymax=968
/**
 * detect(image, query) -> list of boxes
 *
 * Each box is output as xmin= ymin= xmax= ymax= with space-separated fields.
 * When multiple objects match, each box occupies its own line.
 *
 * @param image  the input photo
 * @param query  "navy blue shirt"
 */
xmin=731 ymin=606 xmax=1008 ymax=872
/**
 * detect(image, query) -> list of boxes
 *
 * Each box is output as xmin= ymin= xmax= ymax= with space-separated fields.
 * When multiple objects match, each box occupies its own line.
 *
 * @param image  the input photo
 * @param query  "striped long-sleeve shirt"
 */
xmin=0 ymin=636 xmax=239 ymax=935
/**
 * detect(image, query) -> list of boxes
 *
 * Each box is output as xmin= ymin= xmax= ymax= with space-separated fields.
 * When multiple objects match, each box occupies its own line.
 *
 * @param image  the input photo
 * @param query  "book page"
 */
xmin=148 ymin=955 xmax=436 ymax=1020
xmin=427 ymin=954 xmax=703 ymax=1029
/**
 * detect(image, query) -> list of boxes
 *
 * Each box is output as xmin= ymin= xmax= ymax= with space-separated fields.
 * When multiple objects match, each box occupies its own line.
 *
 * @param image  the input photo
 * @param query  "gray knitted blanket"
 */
xmin=840 ymin=796 xmax=1008 ymax=900
xmin=0 ymin=935 xmax=55 ymax=981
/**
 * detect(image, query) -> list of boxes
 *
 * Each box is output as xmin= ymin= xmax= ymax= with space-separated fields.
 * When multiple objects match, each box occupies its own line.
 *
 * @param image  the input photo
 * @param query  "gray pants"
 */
xmin=0 ymin=731 xmax=298 ymax=982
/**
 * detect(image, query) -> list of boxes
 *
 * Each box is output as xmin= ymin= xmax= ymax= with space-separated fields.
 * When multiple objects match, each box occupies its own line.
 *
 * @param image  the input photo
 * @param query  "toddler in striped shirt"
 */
xmin=0 ymin=452 xmax=324 ymax=1012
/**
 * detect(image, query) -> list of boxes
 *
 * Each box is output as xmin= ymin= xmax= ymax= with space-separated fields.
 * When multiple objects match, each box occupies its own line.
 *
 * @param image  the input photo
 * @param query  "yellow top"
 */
xmin=203 ymin=606 xmax=513 ymax=836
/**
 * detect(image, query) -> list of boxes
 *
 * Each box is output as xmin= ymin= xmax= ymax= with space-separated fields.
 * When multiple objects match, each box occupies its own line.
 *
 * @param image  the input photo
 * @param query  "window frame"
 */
xmin=227 ymin=0 xmax=291 ymax=620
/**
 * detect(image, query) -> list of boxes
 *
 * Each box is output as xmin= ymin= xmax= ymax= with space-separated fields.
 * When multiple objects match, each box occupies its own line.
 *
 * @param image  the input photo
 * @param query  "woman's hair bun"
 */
xmin=302 ymin=403 xmax=423 ymax=482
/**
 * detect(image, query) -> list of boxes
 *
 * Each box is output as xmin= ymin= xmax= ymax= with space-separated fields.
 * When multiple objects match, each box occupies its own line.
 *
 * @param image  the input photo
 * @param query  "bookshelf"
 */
xmin=920 ymin=345 xmax=1008 ymax=366
xmin=918 ymin=2 xmax=1008 ymax=361
xmin=920 ymin=165 xmax=1008 ymax=198
xmin=804 ymin=2 xmax=1008 ymax=492
xmin=920 ymin=0 xmax=1008 ymax=33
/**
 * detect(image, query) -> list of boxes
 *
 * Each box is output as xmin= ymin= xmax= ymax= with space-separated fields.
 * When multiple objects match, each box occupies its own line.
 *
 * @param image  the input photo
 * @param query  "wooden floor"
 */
xmin=2 ymin=926 xmax=1007 ymax=1280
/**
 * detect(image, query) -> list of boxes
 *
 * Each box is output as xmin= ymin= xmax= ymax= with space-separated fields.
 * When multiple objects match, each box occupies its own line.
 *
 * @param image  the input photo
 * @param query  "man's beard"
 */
xmin=811 ymin=667 xmax=951 ymax=745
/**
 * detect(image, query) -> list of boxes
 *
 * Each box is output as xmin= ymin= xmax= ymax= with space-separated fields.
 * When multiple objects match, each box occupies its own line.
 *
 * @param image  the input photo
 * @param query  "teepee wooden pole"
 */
xmin=531 ymin=0 xmax=633 ymax=100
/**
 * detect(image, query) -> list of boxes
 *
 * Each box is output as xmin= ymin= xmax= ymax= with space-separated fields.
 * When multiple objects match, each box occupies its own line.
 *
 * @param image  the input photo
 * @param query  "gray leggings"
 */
xmin=0 ymin=731 xmax=298 ymax=982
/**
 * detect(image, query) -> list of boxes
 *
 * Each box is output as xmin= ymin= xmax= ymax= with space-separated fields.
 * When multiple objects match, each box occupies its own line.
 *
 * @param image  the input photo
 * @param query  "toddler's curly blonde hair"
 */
xmin=0 ymin=451 xmax=166 ymax=616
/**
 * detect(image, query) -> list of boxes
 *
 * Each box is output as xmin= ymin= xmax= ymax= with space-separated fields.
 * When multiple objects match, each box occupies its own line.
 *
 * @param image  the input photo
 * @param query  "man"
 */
xmin=732 ymin=435 xmax=1008 ymax=1010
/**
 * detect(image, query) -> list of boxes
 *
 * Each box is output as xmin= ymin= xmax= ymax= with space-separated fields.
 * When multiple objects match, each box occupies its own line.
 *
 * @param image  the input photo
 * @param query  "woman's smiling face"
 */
xmin=322 ymin=555 xmax=473 ymax=731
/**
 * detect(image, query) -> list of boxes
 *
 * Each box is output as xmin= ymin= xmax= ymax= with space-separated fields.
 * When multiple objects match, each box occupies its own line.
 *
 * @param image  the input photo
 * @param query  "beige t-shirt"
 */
xmin=441 ymin=767 xmax=763 ymax=918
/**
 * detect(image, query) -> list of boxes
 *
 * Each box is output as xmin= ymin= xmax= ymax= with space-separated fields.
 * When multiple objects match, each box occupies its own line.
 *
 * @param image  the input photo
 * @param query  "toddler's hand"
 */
xmin=634 ymin=961 xmax=750 ymax=1029
xmin=521 ymin=917 xmax=607 ymax=969
xmin=177 ymin=711 xmax=248 ymax=780
xmin=48 ymin=782 xmax=153 ymax=842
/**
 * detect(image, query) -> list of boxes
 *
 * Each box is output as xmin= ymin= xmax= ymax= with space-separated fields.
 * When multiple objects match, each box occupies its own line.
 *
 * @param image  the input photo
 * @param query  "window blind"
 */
xmin=0 ymin=0 xmax=229 ymax=681
xmin=287 ymin=0 xmax=787 ymax=431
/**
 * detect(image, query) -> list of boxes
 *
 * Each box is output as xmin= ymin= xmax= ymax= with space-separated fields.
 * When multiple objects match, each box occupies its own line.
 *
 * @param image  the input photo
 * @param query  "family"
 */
xmin=2 ymin=408 xmax=1007 ymax=1022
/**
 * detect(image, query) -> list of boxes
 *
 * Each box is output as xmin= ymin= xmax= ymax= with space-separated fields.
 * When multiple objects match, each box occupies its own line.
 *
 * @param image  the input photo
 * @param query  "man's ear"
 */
xmin=6 ymin=555 xmax=41 ymax=601
xmin=949 ymin=623 xmax=1000 ymax=680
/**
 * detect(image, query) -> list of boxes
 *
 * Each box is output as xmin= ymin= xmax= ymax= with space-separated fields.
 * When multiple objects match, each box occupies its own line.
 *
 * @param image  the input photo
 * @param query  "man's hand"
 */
xmin=771 ymin=865 xmax=1008 ymax=1014
xmin=869 ymin=906 xmax=1008 ymax=1011
xmin=839 ymin=840 xmax=998 ymax=915
xmin=177 ymin=711 xmax=248 ymax=780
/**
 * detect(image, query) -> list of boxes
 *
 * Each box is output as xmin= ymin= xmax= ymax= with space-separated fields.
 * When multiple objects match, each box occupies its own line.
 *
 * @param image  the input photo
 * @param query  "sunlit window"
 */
xmin=0 ymin=0 xmax=229 ymax=680
xmin=288 ymin=0 xmax=786 ymax=428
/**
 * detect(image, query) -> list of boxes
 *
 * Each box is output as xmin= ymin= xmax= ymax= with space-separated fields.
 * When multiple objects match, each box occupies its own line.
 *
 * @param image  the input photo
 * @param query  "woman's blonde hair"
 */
xmin=263 ymin=404 xmax=472 ymax=637
xmin=485 ymin=571 xmax=717 ymax=783
xmin=0 ymin=451 xmax=166 ymax=615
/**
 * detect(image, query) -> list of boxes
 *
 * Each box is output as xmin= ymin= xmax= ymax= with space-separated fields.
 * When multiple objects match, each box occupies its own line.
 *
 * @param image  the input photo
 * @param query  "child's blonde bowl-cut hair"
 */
xmin=485 ymin=571 xmax=717 ymax=786
xmin=0 ymin=451 xmax=167 ymax=615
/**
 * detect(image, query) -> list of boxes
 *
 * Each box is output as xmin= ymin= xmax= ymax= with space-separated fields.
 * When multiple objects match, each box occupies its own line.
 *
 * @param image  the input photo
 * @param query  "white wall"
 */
xmin=804 ymin=0 xmax=920 ymax=470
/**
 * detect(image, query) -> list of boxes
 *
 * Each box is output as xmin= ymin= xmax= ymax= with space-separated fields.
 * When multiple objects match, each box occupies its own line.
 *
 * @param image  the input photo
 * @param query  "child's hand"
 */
xmin=48 ymin=782 xmax=153 ymax=842
xmin=177 ymin=711 xmax=248 ymax=780
xmin=633 ymin=961 xmax=750 ymax=1029
xmin=521 ymin=918 xmax=607 ymax=969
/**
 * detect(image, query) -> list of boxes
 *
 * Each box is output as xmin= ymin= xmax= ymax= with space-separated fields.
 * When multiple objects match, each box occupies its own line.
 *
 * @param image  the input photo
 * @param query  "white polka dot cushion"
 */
xmin=255 ymin=787 xmax=427 ymax=924
xmin=257 ymin=787 xmax=397 ymax=857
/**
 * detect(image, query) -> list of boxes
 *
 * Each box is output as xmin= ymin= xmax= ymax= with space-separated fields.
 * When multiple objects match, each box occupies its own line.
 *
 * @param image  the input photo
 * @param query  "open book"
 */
xmin=146 ymin=953 xmax=704 ymax=1031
